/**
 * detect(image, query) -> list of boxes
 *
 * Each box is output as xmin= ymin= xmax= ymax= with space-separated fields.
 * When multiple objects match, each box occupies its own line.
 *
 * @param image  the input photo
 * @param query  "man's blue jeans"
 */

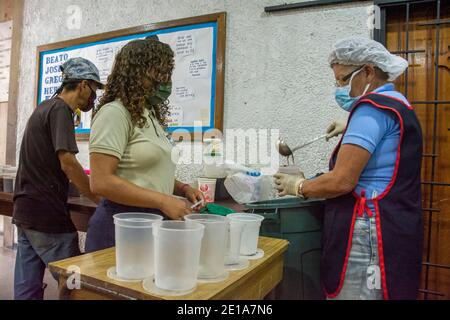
xmin=14 ymin=227 xmax=80 ymax=300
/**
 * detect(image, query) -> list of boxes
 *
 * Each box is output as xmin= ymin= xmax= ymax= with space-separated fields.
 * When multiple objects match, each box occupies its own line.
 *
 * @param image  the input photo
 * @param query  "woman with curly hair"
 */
xmin=85 ymin=39 xmax=205 ymax=252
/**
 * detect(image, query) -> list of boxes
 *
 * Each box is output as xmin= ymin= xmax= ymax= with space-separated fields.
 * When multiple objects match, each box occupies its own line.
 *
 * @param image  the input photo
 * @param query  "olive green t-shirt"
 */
xmin=89 ymin=100 xmax=175 ymax=195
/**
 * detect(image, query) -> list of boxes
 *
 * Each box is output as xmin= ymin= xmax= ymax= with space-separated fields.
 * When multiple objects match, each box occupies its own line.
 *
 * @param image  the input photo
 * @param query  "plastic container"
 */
xmin=153 ymin=220 xmax=204 ymax=292
xmin=224 ymin=217 xmax=244 ymax=266
xmin=227 ymin=213 xmax=264 ymax=255
xmin=224 ymin=173 xmax=261 ymax=204
xmin=246 ymin=197 xmax=325 ymax=300
xmin=185 ymin=214 xmax=228 ymax=279
xmin=113 ymin=213 xmax=163 ymax=280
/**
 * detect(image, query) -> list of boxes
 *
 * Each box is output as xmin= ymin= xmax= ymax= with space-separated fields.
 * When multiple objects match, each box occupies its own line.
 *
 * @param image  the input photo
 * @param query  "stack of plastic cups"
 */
xmin=109 ymin=213 xmax=163 ymax=281
xmin=228 ymin=213 xmax=265 ymax=256
xmin=149 ymin=220 xmax=205 ymax=295
xmin=224 ymin=214 xmax=249 ymax=271
xmin=185 ymin=214 xmax=229 ymax=282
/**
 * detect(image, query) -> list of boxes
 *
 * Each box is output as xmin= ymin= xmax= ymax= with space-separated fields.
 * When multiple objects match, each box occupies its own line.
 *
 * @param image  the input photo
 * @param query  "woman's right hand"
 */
xmin=160 ymin=195 xmax=193 ymax=220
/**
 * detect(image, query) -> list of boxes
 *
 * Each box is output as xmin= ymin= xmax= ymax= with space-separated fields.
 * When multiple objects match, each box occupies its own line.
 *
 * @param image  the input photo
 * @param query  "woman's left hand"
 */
xmin=184 ymin=186 xmax=206 ymax=212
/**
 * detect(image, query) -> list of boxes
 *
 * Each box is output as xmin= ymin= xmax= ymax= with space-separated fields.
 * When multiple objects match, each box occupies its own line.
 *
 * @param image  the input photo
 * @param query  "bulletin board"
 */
xmin=35 ymin=12 xmax=226 ymax=139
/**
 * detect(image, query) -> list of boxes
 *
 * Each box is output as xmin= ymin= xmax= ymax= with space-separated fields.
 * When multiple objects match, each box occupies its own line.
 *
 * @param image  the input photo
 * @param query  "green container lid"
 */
xmin=200 ymin=203 xmax=236 ymax=216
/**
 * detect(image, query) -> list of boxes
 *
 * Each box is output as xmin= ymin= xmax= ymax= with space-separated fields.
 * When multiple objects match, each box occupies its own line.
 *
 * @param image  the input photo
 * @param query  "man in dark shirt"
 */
xmin=13 ymin=57 xmax=103 ymax=300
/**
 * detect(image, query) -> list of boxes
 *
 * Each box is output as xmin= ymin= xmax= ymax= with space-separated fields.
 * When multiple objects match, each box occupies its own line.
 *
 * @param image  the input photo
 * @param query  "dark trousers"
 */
xmin=85 ymin=198 xmax=164 ymax=253
xmin=14 ymin=227 xmax=80 ymax=300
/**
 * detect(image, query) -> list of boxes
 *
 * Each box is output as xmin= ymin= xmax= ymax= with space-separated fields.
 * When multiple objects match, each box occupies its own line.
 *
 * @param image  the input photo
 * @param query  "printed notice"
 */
xmin=174 ymin=86 xmax=195 ymax=102
xmin=188 ymin=58 xmax=209 ymax=78
xmin=175 ymin=34 xmax=195 ymax=57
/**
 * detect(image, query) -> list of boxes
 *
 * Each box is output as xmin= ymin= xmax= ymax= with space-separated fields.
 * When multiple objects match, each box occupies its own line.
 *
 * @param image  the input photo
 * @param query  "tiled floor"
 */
xmin=0 ymin=235 xmax=59 ymax=300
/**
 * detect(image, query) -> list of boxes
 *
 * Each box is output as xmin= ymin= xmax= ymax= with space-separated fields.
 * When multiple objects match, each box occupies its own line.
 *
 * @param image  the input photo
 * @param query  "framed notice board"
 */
xmin=35 ymin=12 xmax=226 ymax=139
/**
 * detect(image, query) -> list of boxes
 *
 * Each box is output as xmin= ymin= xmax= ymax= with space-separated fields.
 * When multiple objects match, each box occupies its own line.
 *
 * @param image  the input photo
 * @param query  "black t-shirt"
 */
xmin=13 ymin=97 xmax=79 ymax=233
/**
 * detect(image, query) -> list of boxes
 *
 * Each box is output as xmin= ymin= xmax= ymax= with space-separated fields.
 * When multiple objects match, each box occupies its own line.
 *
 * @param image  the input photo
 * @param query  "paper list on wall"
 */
xmin=0 ymin=20 xmax=12 ymax=102
xmin=175 ymin=34 xmax=195 ymax=57
xmin=95 ymin=43 xmax=124 ymax=82
xmin=188 ymin=58 xmax=209 ymax=78
xmin=174 ymin=86 xmax=195 ymax=102
xmin=96 ymin=47 xmax=115 ymax=81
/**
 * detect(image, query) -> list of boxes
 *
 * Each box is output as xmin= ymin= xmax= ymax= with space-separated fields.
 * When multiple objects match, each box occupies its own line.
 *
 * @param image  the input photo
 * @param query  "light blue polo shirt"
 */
xmin=342 ymin=83 xmax=408 ymax=202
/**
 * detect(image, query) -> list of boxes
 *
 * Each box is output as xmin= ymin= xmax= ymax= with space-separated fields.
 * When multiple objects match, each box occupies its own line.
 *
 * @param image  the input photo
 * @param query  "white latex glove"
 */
xmin=273 ymin=172 xmax=305 ymax=197
xmin=326 ymin=119 xmax=347 ymax=141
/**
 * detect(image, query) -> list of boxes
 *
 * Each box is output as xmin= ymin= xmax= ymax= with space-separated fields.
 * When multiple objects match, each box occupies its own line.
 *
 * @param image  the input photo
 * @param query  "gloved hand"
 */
xmin=326 ymin=119 xmax=347 ymax=141
xmin=273 ymin=172 xmax=305 ymax=197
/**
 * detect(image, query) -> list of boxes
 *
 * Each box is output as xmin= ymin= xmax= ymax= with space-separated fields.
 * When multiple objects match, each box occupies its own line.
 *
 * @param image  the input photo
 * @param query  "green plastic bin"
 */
xmin=246 ymin=197 xmax=325 ymax=300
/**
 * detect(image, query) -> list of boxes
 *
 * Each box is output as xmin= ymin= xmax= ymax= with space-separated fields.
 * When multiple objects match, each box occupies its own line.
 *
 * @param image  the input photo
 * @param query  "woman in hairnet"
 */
xmin=274 ymin=37 xmax=423 ymax=300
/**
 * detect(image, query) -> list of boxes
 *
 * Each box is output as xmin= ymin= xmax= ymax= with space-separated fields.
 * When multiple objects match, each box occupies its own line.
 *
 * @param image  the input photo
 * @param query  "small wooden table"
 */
xmin=49 ymin=237 xmax=288 ymax=300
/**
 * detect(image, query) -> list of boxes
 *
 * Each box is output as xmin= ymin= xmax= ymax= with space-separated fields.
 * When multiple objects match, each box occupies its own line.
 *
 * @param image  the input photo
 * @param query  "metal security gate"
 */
xmin=375 ymin=0 xmax=450 ymax=299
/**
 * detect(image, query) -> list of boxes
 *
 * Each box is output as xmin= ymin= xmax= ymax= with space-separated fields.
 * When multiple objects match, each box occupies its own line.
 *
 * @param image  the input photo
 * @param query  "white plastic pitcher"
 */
xmin=227 ymin=213 xmax=265 ymax=256
xmin=113 ymin=213 xmax=163 ymax=280
xmin=185 ymin=214 xmax=228 ymax=279
xmin=224 ymin=218 xmax=244 ymax=266
xmin=153 ymin=220 xmax=205 ymax=292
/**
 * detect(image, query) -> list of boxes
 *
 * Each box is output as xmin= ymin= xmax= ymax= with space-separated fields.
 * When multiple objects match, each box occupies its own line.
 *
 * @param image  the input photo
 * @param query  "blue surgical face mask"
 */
xmin=334 ymin=68 xmax=370 ymax=112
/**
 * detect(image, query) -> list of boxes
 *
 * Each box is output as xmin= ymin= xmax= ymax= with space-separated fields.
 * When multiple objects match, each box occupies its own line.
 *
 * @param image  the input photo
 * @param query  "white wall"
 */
xmin=16 ymin=0 xmax=372 ymax=182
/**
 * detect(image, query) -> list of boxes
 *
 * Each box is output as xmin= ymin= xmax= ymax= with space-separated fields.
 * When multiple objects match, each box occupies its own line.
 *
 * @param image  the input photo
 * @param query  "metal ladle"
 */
xmin=276 ymin=134 xmax=328 ymax=165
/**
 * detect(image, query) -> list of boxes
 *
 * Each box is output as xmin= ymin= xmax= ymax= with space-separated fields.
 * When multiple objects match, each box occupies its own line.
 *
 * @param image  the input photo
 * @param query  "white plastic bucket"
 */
xmin=185 ymin=214 xmax=228 ymax=279
xmin=113 ymin=213 xmax=163 ymax=280
xmin=227 ymin=213 xmax=265 ymax=256
xmin=153 ymin=220 xmax=205 ymax=292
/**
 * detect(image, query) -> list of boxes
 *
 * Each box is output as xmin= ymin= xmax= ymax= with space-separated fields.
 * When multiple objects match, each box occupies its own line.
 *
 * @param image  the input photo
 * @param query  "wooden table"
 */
xmin=0 ymin=191 xmax=97 ymax=232
xmin=49 ymin=236 xmax=288 ymax=300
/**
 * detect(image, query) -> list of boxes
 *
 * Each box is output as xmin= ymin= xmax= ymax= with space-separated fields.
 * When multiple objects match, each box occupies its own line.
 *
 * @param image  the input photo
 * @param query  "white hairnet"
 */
xmin=328 ymin=37 xmax=408 ymax=81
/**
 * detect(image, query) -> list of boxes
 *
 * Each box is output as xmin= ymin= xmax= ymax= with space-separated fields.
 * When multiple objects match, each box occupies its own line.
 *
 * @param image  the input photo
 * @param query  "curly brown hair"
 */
xmin=96 ymin=39 xmax=175 ymax=128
